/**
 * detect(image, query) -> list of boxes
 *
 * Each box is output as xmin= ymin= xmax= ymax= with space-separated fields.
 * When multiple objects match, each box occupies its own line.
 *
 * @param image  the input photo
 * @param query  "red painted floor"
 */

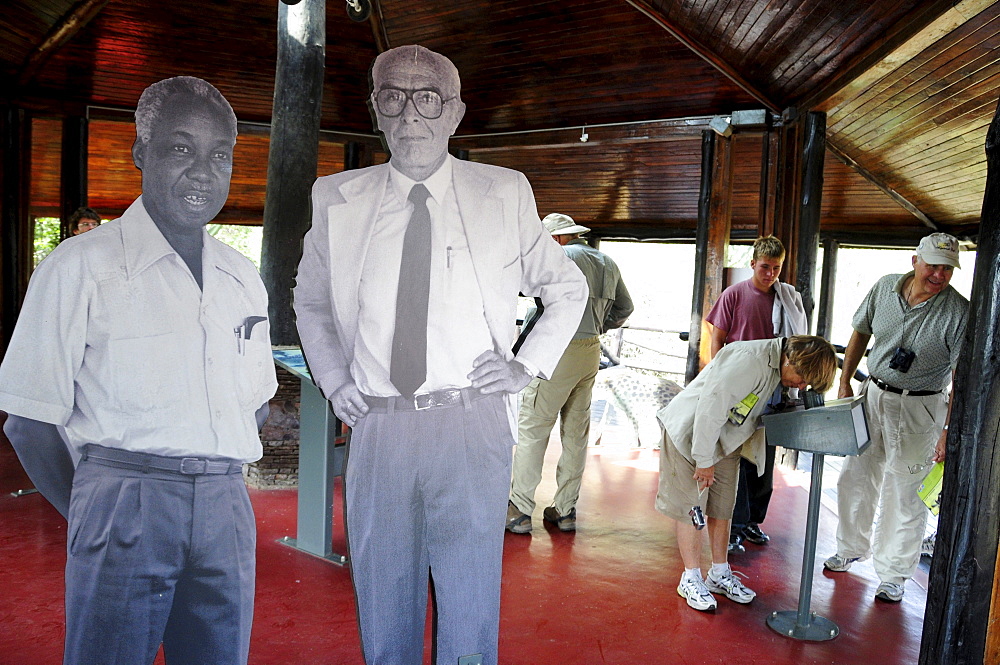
xmin=0 ymin=427 xmax=927 ymax=664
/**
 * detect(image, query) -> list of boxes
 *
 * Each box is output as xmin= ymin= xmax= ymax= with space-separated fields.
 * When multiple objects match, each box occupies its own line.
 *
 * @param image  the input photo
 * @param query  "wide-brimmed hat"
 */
xmin=542 ymin=213 xmax=590 ymax=235
xmin=916 ymin=233 xmax=961 ymax=269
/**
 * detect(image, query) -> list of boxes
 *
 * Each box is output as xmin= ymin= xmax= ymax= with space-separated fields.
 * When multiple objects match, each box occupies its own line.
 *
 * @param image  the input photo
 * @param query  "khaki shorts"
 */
xmin=655 ymin=432 xmax=741 ymax=522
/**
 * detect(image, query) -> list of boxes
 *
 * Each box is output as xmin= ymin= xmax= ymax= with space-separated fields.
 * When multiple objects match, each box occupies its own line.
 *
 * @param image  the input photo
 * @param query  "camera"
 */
xmin=688 ymin=505 xmax=706 ymax=530
xmin=889 ymin=347 xmax=916 ymax=373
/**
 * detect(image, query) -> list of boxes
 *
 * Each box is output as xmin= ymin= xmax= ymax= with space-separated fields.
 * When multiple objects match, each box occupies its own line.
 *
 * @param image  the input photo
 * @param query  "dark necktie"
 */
xmin=389 ymin=184 xmax=432 ymax=397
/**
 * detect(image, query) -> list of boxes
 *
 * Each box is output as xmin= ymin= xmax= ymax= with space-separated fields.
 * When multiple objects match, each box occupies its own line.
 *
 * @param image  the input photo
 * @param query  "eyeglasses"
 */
xmin=374 ymin=87 xmax=454 ymax=119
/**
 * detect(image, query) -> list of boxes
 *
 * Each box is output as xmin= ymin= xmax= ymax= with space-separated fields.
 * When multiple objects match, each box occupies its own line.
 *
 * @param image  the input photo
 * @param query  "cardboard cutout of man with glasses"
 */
xmin=293 ymin=45 xmax=587 ymax=665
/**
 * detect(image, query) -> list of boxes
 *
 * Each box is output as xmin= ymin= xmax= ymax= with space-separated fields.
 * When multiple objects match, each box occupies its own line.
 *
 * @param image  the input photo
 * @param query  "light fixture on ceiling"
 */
xmin=347 ymin=0 xmax=371 ymax=21
xmin=709 ymin=115 xmax=732 ymax=137
xmin=580 ymin=126 xmax=589 ymax=143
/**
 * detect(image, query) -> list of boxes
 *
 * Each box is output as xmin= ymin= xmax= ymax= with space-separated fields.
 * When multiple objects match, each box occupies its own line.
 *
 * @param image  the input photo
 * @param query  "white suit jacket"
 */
xmin=293 ymin=157 xmax=588 ymax=401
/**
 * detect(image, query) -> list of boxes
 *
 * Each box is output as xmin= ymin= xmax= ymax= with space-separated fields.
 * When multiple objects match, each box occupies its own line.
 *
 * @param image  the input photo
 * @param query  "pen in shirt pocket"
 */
xmin=234 ymin=315 xmax=267 ymax=355
xmin=447 ymin=246 xmax=453 ymax=269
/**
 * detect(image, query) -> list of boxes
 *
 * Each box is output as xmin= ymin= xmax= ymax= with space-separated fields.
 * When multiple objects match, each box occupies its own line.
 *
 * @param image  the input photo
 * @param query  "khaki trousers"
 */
xmin=835 ymin=380 xmax=947 ymax=585
xmin=510 ymin=336 xmax=600 ymax=515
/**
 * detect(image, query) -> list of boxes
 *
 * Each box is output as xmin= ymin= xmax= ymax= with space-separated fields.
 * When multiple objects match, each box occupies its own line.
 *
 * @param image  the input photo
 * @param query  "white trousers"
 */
xmin=510 ymin=336 xmax=600 ymax=515
xmin=835 ymin=380 xmax=947 ymax=585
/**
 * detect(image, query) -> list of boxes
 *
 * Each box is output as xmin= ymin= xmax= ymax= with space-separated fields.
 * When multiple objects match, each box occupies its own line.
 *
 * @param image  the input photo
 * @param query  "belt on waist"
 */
xmin=81 ymin=444 xmax=243 ymax=475
xmin=364 ymin=386 xmax=487 ymax=412
xmin=870 ymin=376 xmax=940 ymax=397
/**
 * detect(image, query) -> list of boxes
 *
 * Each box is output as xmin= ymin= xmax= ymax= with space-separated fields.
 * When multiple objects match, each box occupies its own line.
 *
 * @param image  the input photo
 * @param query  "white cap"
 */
xmin=916 ymin=233 xmax=961 ymax=269
xmin=542 ymin=213 xmax=590 ymax=235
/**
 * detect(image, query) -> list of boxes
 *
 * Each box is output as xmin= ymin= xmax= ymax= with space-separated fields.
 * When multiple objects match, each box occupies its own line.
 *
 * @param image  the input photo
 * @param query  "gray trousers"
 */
xmin=345 ymin=392 xmax=513 ymax=665
xmin=64 ymin=445 xmax=255 ymax=665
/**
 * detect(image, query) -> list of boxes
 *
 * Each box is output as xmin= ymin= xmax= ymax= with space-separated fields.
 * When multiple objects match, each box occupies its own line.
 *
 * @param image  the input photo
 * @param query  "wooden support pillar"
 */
xmin=815 ymin=238 xmax=838 ymax=341
xmin=920 ymin=97 xmax=1000 ymax=665
xmin=686 ymin=129 xmax=732 ymax=384
xmin=60 ymin=114 xmax=88 ymax=240
xmin=344 ymin=140 xmax=373 ymax=171
xmin=795 ymin=111 xmax=825 ymax=330
xmin=759 ymin=113 xmax=778 ymax=238
xmin=260 ymin=0 xmax=325 ymax=346
xmin=1 ymin=106 xmax=32 ymax=354
xmin=773 ymin=109 xmax=803 ymax=287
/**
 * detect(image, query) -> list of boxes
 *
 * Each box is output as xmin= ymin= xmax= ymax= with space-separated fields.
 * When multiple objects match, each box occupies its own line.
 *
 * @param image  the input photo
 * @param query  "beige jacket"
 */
xmin=657 ymin=338 xmax=782 ymax=471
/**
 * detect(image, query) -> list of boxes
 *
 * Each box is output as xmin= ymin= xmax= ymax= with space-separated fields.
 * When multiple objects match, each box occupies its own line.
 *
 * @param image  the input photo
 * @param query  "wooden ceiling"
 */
xmin=3 ymin=0 xmax=999 ymax=245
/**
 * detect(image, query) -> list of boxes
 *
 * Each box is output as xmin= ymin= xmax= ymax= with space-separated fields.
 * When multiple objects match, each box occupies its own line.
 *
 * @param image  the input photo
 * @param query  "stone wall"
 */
xmin=245 ymin=365 xmax=301 ymax=488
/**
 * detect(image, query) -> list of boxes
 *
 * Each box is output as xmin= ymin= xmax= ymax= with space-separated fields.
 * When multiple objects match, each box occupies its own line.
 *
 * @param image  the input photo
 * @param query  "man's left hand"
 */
xmin=468 ymin=350 xmax=533 ymax=394
xmin=932 ymin=428 xmax=948 ymax=463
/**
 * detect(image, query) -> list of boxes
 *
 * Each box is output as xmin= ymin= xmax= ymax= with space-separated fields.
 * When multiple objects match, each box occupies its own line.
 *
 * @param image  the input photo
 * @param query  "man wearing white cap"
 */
xmin=507 ymin=213 xmax=633 ymax=533
xmin=824 ymin=232 xmax=968 ymax=603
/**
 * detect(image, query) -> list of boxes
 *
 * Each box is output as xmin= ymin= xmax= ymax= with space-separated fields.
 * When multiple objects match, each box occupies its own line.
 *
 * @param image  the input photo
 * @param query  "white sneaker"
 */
xmin=677 ymin=575 xmax=717 ymax=611
xmin=875 ymin=582 xmax=904 ymax=602
xmin=705 ymin=567 xmax=756 ymax=604
xmin=823 ymin=553 xmax=860 ymax=572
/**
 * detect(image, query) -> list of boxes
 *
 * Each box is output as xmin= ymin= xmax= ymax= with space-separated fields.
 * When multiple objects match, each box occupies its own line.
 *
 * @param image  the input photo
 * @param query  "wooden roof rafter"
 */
xmin=623 ymin=0 xmax=781 ymax=112
xmin=17 ymin=0 xmax=109 ymax=87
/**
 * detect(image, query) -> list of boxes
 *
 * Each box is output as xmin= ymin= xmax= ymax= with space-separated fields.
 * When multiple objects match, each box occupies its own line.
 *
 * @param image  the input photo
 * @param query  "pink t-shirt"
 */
xmin=705 ymin=279 xmax=775 ymax=343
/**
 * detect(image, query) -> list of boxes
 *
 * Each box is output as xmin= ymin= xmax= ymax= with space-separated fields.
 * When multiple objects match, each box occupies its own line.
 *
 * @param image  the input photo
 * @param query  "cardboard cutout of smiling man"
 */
xmin=0 ymin=76 xmax=277 ymax=665
xmin=294 ymin=45 xmax=587 ymax=664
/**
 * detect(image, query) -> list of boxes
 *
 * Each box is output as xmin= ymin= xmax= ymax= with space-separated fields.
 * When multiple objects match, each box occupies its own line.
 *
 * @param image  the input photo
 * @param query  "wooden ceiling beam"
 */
xmin=453 ymin=117 xmax=714 ymax=152
xmin=827 ymin=140 xmax=938 ymax=230
xmin=622 ymin=0 xmax=780 ymax=112
xmin=17 ymin=0 xmax=110 ymax=87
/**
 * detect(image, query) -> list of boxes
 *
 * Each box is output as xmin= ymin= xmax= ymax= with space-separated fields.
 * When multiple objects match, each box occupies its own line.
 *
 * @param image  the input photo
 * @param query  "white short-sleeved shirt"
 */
xmin=0 ymin=198 xmax=278 ymax=461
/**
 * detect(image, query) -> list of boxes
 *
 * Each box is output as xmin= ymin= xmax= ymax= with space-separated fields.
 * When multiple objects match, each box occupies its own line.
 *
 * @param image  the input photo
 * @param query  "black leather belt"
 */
xmin=82 ymin=444 xmax=243 ymax=475
xmin=364 ymin=386 xmax=486 ymax=412
xmin=871 ymin=376 xmax=940 ymax=397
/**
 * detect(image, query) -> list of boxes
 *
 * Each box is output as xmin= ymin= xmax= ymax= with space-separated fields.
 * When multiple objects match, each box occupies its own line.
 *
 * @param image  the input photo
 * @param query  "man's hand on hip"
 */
xmin=469 ymin=350 xmax=534 ymax=395
xmin=330 ymin=382 xmax=369 ymax=427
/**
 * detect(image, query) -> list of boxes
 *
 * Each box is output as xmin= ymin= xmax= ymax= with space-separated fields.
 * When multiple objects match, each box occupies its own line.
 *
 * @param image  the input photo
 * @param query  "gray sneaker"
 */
xmin=823 ymin=553 xmax=860 ymax=572
xmin=875 ymin=582 xmax=904 ymax=602
xmin=543 ymin=506 xmax=576 ymax=532
xmin=505 ymin=501 xmax=531 ymax=534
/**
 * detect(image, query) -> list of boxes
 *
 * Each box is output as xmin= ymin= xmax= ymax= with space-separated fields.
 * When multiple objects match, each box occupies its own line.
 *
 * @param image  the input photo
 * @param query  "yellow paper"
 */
xmin=918 ymin=462 xmax=945 ymax=515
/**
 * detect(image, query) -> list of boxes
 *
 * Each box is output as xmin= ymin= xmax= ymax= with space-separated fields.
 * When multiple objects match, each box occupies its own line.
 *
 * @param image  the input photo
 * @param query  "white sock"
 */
xmin=711 ymin=562 xmax=730 ymax=577
xmin=683 ymin=567 xmax=702 ymax=582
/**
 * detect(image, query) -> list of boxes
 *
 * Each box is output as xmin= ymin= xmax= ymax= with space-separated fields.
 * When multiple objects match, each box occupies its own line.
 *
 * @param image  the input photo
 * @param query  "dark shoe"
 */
xmin=742 ymin=524 xmax=770 ymax=545
xmin=543 ymin=506 xmax=576 ymax=532
xmin=506 ymin=501 xmax=532 ymax=534
xmin=728 ymin=533 xmax=745 ymax=554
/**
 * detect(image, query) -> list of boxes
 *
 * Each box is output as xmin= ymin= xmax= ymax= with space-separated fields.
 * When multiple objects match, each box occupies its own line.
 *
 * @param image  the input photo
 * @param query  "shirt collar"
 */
xmin=120 ymin=196 xmax=244 ymax=286
xmin=120 ymin=197 xmax=181 ymax=278
xmin=388 ymin=155 xmax=453 ymax=205
xmin=894 ymin=271 xmax=915 ymax=294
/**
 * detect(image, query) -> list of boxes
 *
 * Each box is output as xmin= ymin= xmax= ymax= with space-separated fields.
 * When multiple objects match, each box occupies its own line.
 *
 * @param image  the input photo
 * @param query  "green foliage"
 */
xmin=207 ymin=224 xmax=263 ymax=269
xmin=33 ymin=217 xmax=62 ymax=266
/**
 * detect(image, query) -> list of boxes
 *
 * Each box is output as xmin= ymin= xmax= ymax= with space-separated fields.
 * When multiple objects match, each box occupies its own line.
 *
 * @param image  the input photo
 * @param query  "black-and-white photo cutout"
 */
xmin=0 ymin=76 xmax=278 ymax=665
xmin=293 ymin=45 xmax=588 ymax=665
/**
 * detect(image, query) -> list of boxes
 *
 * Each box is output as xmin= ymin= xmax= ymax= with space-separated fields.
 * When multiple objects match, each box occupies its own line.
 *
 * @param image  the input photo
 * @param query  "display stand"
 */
xmin=761 ymin=395 xmax=870 ymax=641
xmin=273 ymin=348 xmax=348 ymax=565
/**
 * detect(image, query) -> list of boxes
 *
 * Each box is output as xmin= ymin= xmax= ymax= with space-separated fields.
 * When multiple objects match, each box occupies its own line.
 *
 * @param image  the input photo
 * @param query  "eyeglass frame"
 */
xmin=372 ymin=87 xmax=457 ymax=120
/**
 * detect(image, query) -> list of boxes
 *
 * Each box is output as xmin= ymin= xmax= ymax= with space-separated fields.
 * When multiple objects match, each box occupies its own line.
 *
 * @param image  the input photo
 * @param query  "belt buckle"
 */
xmin=179 ymin=458 xmax=207 ymax=474
xmin=413 ymin=393 xmax=432 ymax=410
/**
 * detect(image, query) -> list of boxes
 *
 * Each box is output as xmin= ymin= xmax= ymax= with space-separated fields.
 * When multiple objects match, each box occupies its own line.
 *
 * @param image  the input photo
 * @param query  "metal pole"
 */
xmin=767 ymin=451 xmax=840 ymax=641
